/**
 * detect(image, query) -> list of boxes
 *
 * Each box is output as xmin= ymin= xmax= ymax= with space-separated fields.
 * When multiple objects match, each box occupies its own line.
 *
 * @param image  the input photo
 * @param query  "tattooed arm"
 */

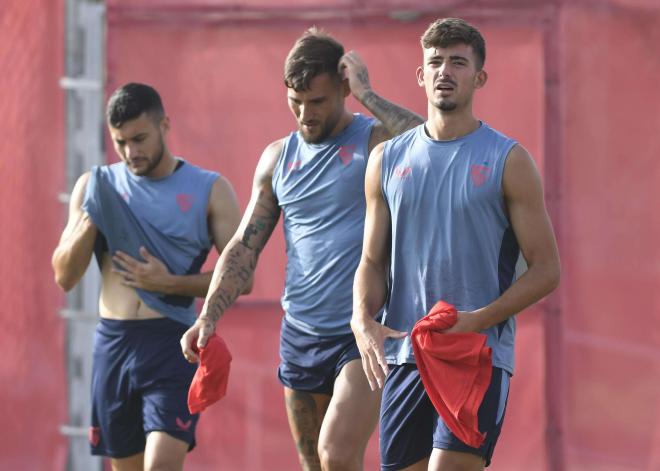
xmin=339 ymin=51 xmax=424 ymax=152
xmin=180 ymin=139 xmax=283 ymax=362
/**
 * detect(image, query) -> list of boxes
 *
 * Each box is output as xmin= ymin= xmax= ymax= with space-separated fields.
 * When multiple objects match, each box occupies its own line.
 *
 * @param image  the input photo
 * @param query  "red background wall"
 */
xmin=0 ymin=0 xmax=68 ymax=469
xmin=1 ymin=0 xmax=659 ymax=470
xmin=560 ymin=5 xmax=660 ymax=469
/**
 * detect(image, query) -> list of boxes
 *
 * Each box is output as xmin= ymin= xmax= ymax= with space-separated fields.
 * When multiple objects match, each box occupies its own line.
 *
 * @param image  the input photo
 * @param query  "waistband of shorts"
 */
xmin=282 ymin=315 xmax=355 ymax=339
xmin=97 ymin=316 xmax=187 ymax=334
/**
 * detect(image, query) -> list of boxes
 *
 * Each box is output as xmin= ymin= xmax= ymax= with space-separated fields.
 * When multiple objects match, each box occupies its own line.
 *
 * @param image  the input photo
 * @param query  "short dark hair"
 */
xmin=106 ymin=82 xmax=165 ymax=128
xmin=421 ymin=18 xmax=486 ymax=70
xmin=284 ymin=27 xmax=344 ymax=91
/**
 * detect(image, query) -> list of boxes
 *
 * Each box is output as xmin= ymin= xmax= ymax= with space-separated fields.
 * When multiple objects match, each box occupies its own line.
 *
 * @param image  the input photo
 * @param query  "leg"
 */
xmin=395 ymin=458 xmax=429 ymax=471
xmin=428 ymin=449 xmax=484 ymax=471
xmin=284 ymin=387 xmax=331 ymax=471
xmin=110 ymin=453 xmax=144 ymax=471
xmin=380 ymin=364 xmax=436 ymax=471
xmin=143 ymin=431 xmax=189 ymax=471
xmin=430 ymin=368 xmax=510 ymax=470
xmin=91 ymin=321 xmax=146 ymax=460
xmin=317 ymin=360 xmax=380 ymax=471
xmin=140 ymin=319 xmax=200 ymax=470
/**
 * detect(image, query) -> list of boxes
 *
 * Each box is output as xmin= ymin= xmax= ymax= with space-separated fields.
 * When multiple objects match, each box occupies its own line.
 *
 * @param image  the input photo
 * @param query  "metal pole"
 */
xmin=60 ymin=0 xmax=105 ymax=469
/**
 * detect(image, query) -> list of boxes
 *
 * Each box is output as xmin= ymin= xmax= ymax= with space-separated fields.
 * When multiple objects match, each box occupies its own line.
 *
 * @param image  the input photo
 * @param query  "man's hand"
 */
xmin=112 ymin=247 xmax=171 ymax=292
xmin=442 ymin=311 xmax=486 ymax=334
xmin=339 ymin=50 xmax=372 ymax=102
xmin=180 ymin=316 xmax=216 ymax=363
xmin=351 ymin=316 xmax=407 ymax=390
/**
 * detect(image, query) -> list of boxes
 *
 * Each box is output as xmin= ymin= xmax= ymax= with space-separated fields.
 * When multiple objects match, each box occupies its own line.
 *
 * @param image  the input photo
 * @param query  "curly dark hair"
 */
xmin=421 ymin=18 xmax=486 ymax=70
xmin=284 ymin=27 xmax=344 ymax=91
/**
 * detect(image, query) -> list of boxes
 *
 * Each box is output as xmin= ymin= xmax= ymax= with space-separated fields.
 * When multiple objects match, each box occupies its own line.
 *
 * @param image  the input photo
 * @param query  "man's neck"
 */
xmin=147 ymin=152 xmax=178 ymax=179
xmin=327 ymin=109 xmax=355 ymax=140
xmin=425 ymin=106 xmax=479 ymax=141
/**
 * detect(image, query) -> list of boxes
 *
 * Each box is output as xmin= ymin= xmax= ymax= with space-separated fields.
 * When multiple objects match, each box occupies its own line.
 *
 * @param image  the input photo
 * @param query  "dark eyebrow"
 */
xmin=427 ymin=54 xmax=470 ymax=62
xmin=288 ymin=95 xmax=326 ymax=104
xmin=114 ymin=132 xmax=147 ymax=144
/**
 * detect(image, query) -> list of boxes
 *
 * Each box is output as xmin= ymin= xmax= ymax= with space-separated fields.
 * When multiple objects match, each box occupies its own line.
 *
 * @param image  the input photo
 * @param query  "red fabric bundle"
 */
xmin=187 ymin=333 xmax=232 ymax=414
xmin=411 ymin=300 xmax=492 ymax=448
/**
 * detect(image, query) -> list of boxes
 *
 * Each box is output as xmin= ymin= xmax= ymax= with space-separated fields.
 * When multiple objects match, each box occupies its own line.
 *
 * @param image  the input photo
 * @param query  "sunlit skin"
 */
xmin=109 ymin=112 xmax=175 ymax=178
xmin=287 ymin=73 xmax=353 ymax=144
xmin=416 ymin=43 xmax=487 ymax=115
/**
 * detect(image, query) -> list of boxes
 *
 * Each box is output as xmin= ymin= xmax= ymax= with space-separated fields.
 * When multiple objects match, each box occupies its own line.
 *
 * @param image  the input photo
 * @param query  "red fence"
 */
xmin=0 ymin=0 xmax=68 ymax=469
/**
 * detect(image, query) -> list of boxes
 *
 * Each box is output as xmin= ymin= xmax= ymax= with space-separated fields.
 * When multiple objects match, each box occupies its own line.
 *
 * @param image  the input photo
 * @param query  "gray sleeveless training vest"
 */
xmin=381 ymin=123 xmax=519 ymax=374
xmin=272 ymin=114 xmax=375 ymax=335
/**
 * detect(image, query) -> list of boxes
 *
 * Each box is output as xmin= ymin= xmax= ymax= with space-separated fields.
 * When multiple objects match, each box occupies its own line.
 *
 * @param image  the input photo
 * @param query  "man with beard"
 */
xmin=180 ymin=28 xmax=423 ymax=470
xmin=351 ymin=18 xmax=560 ymax=470
xmin=52 ymin=82 xmax=247 ymax=470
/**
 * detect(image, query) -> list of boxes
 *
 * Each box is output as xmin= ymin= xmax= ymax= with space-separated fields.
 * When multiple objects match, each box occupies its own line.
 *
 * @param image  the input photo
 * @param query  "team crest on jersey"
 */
xmin=176 ymin=193 xmax=193 ymax=212
xmin=338 ymin=145 xmax=355 ymax=165
xmin=394 ymin=165 xmax=412 ymax=178
xmin=288 ymin=159 xmax=302 ymax=173
xmin=470 ymin=163 xmax=491 ymax=187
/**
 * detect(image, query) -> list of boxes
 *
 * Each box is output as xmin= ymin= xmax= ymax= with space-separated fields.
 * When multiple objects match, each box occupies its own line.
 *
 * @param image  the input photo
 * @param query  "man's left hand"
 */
xmin=339 ymin=50 xmax=372 ymax=102
xmin=112 ymin=246 xmax=172 ymax=292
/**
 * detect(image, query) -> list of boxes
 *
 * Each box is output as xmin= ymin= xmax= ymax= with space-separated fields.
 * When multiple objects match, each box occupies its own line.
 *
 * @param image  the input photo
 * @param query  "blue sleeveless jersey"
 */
xmin=82 ymin=160 xmax=219 ymax=326
xmin=272 ymin=114 xmax=375 ymax=335
xmin=381 ymin=123 xmax=519 ymax=374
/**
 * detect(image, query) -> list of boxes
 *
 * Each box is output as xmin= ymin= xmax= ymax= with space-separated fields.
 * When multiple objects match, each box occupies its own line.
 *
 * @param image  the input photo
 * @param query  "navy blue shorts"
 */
xmin=90 ymin=317 xmax=199 ymax=458
xmin=380 ymin=364 xmax=510 ymax=470
xmin=277 ymin=318 xmax=361 ymax=395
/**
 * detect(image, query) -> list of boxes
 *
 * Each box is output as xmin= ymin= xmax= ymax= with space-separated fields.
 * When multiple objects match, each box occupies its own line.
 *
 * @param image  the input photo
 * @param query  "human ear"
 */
xmin=416 ymin=66 xmax=424 ymax=87
xmin=160 ymin=116 xmax=171 ymax=134
xmin=474 ymin=69 xmax=488 ymax=89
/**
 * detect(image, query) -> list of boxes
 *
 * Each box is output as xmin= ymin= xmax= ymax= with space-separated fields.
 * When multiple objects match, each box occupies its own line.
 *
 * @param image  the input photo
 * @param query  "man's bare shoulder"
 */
xmin=209 ymin=173 xmax=235 ymax=195
xmin=367 ymin=141 xmax=386 ymax=167
xmin=503 ymin=144 xmax=539 ymax=185
xmin=70 ymin=171 xmax=92 ymax=205
xmin=364 ymin=141 xmax=386 ymax=191
xmin=208 ymin=174 xmax=239 ymax=209
xmin=254 ymin=138 xmax=285 ymax=185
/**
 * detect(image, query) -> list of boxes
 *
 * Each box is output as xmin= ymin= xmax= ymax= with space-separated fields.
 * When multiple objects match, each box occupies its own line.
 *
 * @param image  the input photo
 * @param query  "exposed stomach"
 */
xmin=98 ymin=253 xmax=164 ymax=320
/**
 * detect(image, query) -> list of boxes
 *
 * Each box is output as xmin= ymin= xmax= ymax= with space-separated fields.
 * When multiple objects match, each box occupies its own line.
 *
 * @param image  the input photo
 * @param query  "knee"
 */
xmin=318 ymin=440 xmax=360 ymax=471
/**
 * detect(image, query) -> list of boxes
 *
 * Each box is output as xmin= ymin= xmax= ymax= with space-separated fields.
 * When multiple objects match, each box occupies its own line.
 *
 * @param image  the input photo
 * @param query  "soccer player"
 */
xmin=351 ymin=18 xmax=561 ymax=470
xmin=181 ymin=28 xmax=423 ymax=470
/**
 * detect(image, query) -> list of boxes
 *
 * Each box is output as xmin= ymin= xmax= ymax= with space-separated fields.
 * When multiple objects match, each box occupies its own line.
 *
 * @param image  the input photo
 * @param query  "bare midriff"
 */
xmin=98 ymin=253 xmax=164 ymax=320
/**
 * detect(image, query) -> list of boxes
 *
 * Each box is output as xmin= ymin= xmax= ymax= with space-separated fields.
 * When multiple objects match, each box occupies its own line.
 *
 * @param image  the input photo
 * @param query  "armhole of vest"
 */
xmin=380 ymin=140 xmax=391 ymax=202
xmin=497 ymin=140 xmax=518 ymax=196
xmin=85 ymin=166 xmax=99 ymax=198
xmin=202 ymin=172 xmax=220 ymax=248
xmin=364 ymin=118 xmax=376 ymax=162
xmin=81 ymin=168 xmax=95 ymax=226
xmin=271 ymin=136 xmax=290 ymax=193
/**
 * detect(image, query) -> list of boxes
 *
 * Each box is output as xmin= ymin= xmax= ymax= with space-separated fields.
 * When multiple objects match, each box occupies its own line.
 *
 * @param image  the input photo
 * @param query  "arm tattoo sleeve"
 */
xmin=361 ymin=90 xmax=424 ymax=137
xmin=201 ymin=191 xmax=279 ymax=324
